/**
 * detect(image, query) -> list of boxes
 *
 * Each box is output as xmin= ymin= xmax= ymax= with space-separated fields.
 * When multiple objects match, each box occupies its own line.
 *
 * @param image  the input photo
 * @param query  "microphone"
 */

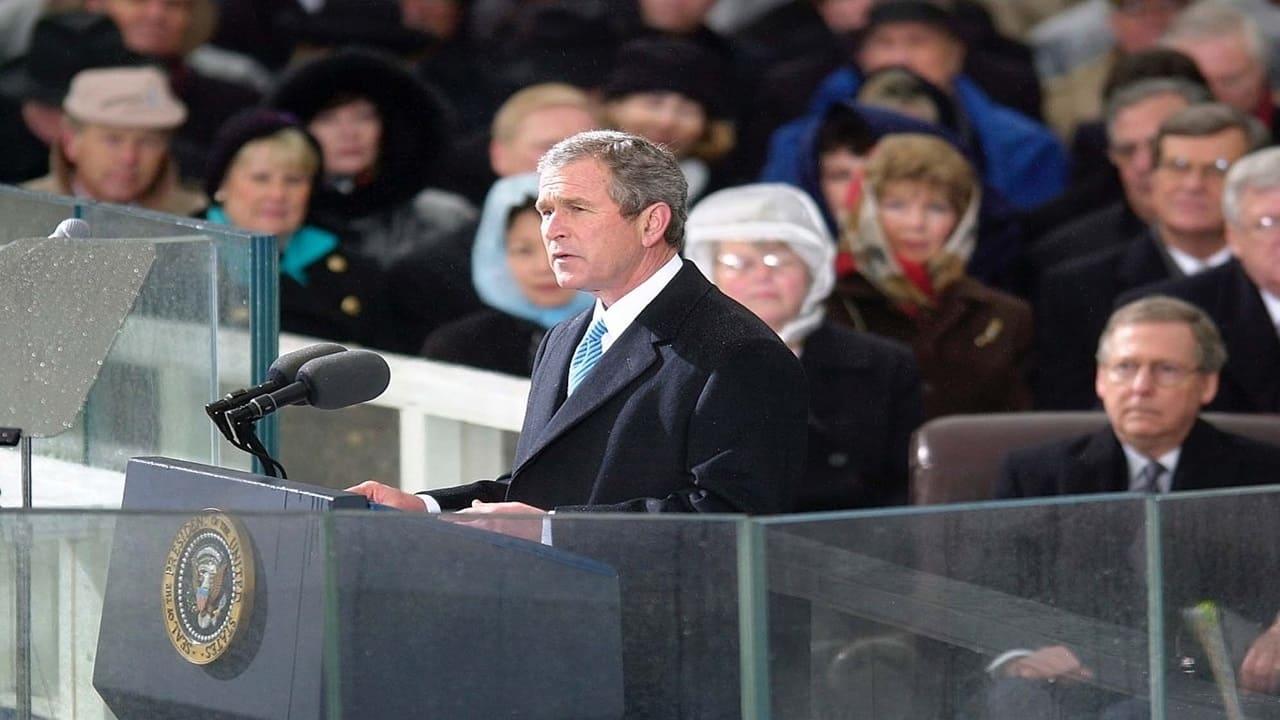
xmin=48 ymin=218 xmax=90 ymax=238
xmin=206 ymin=343 xmax=348 ymax=417
xmin=225 ymin=350 xmax=390 ymax=425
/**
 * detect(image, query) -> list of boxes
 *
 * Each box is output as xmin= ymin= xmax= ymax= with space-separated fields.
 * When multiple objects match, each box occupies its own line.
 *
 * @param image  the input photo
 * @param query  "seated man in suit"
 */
xmin=1123 ymin=146 xmax=1280 ymax=413
xmin=1027 ymin=77 xmax=1208 ymax=280
xmin=1034 ymin=102 xmax=1266 ymax=409
xmin=992 ymin=295 xmax=1280 ymax=716
xmin=349 ymin=131 xmax=809 ymax=523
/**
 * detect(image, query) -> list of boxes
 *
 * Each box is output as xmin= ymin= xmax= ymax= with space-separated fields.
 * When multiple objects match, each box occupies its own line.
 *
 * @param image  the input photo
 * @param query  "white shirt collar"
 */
xmin=1120 ymin=442 xmax=1181 ymax=494
xmin=1260 ymin=288 xmax=1280 ymax=331
xmin=1165 ymin=245 xmax=1233 ymax=277
xmin=589 ymin=253 xmax=683 ymax=353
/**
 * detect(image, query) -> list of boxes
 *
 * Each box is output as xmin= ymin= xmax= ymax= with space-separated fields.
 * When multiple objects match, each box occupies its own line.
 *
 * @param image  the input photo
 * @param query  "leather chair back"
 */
xmin=909 ymin=412 xmax=1280 ymax=504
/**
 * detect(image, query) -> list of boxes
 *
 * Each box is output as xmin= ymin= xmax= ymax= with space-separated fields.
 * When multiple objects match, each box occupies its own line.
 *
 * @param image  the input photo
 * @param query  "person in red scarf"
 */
xmin=828 ymin=133 xmax=1033 ymax=419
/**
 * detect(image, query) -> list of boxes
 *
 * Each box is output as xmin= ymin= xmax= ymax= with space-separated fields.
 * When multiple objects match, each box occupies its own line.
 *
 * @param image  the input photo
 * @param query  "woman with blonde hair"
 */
xmin=202 ymin=108 xmax=388 ymax=348
xmin=830 ymin=133 xmax=1032 ymax=419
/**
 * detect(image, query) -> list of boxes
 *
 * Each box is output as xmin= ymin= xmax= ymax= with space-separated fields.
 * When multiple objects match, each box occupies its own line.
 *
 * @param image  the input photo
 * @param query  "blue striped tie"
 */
xmin=566 ymin=318 xmax=608 ymax=396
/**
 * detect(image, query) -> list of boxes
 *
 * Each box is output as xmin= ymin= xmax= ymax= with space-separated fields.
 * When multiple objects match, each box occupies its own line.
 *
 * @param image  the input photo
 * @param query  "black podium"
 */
xmin=93 ymin=457 xmax=624 ymax=719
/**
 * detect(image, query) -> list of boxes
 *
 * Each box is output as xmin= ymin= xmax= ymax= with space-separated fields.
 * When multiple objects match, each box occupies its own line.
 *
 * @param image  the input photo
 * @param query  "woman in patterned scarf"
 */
xmin=829 ymin=133 xmax=1033 ymax=419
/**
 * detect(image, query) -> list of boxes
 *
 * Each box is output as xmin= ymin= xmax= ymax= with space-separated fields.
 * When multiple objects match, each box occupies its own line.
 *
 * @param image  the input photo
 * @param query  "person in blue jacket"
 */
xmin=763 ymin=93 xmax=1026 ymax=289
xmin=765 ymin=1 xmax=1067 ymax=213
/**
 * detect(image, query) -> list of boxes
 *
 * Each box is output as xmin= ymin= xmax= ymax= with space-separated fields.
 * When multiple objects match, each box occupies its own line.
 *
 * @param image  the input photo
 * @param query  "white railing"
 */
xmin=275 ymin=332 xmax=530 ymax=492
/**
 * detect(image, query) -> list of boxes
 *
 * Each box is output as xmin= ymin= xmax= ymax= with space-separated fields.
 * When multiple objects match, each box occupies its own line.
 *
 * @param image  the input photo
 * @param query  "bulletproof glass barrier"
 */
xmin=0 ymin=187 xmax=277 ymax=506
xmin=5 ymin=484 xmax=1280 ymax=719
xmin=759 ymin=487 xmax=1280 ymax=720
xmin=0 ymin=505 xmax=760 ymax=720
xmin=1158 ymin=486 xmax=1280 ymax=720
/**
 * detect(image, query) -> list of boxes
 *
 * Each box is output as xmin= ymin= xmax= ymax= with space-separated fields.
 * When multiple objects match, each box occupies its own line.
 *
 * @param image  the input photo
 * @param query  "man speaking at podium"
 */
xmin=350 ymin=131 xmax=808 ymax=528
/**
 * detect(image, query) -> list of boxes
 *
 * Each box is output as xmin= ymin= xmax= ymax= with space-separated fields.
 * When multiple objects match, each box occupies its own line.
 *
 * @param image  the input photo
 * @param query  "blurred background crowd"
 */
xmin=4 ymin=0 xmax=1280 ymax=513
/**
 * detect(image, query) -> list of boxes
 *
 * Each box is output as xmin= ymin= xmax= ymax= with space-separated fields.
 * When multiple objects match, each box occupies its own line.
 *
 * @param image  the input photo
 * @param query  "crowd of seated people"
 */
xmin=3 ymin=0 xmax=1280 ymax=514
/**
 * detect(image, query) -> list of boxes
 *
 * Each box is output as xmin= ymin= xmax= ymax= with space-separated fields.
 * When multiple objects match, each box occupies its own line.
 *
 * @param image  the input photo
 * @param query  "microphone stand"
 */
xmin=228 ymin=413 xmax=288 ymax=480
xmin=205 ymin=396 xmax=289 ymax=480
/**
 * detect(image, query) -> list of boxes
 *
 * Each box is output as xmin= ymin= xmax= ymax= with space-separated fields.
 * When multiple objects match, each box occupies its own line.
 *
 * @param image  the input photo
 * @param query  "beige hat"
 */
xmin=63 ymin=66 xmax=187 ymax=129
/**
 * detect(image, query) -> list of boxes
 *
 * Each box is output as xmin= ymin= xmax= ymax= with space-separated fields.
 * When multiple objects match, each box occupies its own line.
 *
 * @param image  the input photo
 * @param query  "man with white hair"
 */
xmin=1124 ymin=146 xmax=1280 ymax=412
xmin=1163 ymin=0 xmax=1280 ymax=142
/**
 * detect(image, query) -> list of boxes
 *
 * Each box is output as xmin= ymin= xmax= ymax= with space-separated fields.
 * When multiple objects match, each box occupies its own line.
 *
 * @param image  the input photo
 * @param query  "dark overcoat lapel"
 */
xmin=1218 ymin=266 xmax=1280 ymax=412
xmin=1115 ymin=232 xmax=1176 ymax=290
xmin=1064 ymin=428 xmax=1130 ymax=494
xmin=511 ymin=263 xmax=707 ymax=476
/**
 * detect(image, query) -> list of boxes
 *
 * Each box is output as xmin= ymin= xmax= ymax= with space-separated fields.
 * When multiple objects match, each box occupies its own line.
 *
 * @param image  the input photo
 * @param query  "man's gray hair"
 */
xmin=1162 ymin=0 xmax=1267 ymax=65
xmin=538 ymin=130 xmax=689 ymax=249
xmin=1104 ymin=78 xmax=1208 ymax=142
xmin=1152 ymin=102 xmax=1269 ymax=166
xmin=1096 ymin=295 xmax=1228 ymax=372
xmin=1222 ymin=146 xmax=1280 ymax=224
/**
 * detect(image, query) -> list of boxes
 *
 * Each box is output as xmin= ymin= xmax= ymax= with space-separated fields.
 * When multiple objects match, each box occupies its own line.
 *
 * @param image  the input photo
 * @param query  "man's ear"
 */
xmin=60 ymin=119 xmax=81 ymax=165
xmin=1200 ymin=372 xmax=1220 ymax=407
xmin=639 ymin=202 xmax=672 ymax=248
xmin=945 ymin=37 xmax=966 ymax=81
xmin=489 ymin=139 xmax=512 ymax=177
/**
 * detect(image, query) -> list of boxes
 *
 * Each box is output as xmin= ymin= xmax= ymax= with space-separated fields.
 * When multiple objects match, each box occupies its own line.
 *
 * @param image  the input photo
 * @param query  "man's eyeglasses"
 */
xmin=715 ymin=252 xmax=802 ymax=275
xmin=1102 ymin=360 xmax=1201 ymax=387
xmin=1157 ymin=156 xmax=1233 ymax=180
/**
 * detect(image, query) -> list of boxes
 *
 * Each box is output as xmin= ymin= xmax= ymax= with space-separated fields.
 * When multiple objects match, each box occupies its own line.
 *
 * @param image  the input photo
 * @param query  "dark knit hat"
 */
xmin=0 ymin=12 xmax=138 ymax=106
xmin=495 ymin=1 xmax=618 ymax=93
xmin=204 ymin=108 xmax=323 ymax=198
xmin=602 ymin=37 xmax=729 ymax=119
xmin=862 ymin=1 xmax=961 ymax=40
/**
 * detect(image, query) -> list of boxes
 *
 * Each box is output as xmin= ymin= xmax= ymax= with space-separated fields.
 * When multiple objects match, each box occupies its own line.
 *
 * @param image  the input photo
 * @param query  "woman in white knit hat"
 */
xmin=687 ymin=183 xmax=922 ymax=511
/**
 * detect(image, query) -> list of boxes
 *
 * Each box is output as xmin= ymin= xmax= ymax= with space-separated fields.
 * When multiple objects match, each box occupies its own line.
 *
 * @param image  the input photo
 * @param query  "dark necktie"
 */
xmin=1136 ymin=461 xmax=1168 ymax=494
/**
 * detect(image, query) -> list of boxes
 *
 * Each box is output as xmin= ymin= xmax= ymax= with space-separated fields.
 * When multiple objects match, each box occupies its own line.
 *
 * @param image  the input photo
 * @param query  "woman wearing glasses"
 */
xmin=831 ymin=133 xmax=1033 ymax=419
xmin=687 ymin=183 xmax=923 ymax=510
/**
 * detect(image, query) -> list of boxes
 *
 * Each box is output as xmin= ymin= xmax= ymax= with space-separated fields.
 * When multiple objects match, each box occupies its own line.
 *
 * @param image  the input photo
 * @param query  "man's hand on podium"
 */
xmin=446 ymin=501 xmax=547 ymax=543
xmin=346 ymin=481 xmax=429 ymax=512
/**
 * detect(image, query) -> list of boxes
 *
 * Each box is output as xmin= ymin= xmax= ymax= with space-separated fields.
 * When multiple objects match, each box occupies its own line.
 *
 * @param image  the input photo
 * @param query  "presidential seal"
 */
xmin=161 ymin=512 xmax=255 ymax=665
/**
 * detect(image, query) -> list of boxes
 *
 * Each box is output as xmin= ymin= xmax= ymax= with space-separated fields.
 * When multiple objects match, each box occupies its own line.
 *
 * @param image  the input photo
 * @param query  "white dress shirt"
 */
xmin=588 ymin=252 xmax=684 ymax=354
xmin=419 ymin=253 xmax=685 ymax=514
xmin=1261 ymin=288 xmax=1280 ymax=333
xmin=1165 ymin=245 xmax=1232 ymax=277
